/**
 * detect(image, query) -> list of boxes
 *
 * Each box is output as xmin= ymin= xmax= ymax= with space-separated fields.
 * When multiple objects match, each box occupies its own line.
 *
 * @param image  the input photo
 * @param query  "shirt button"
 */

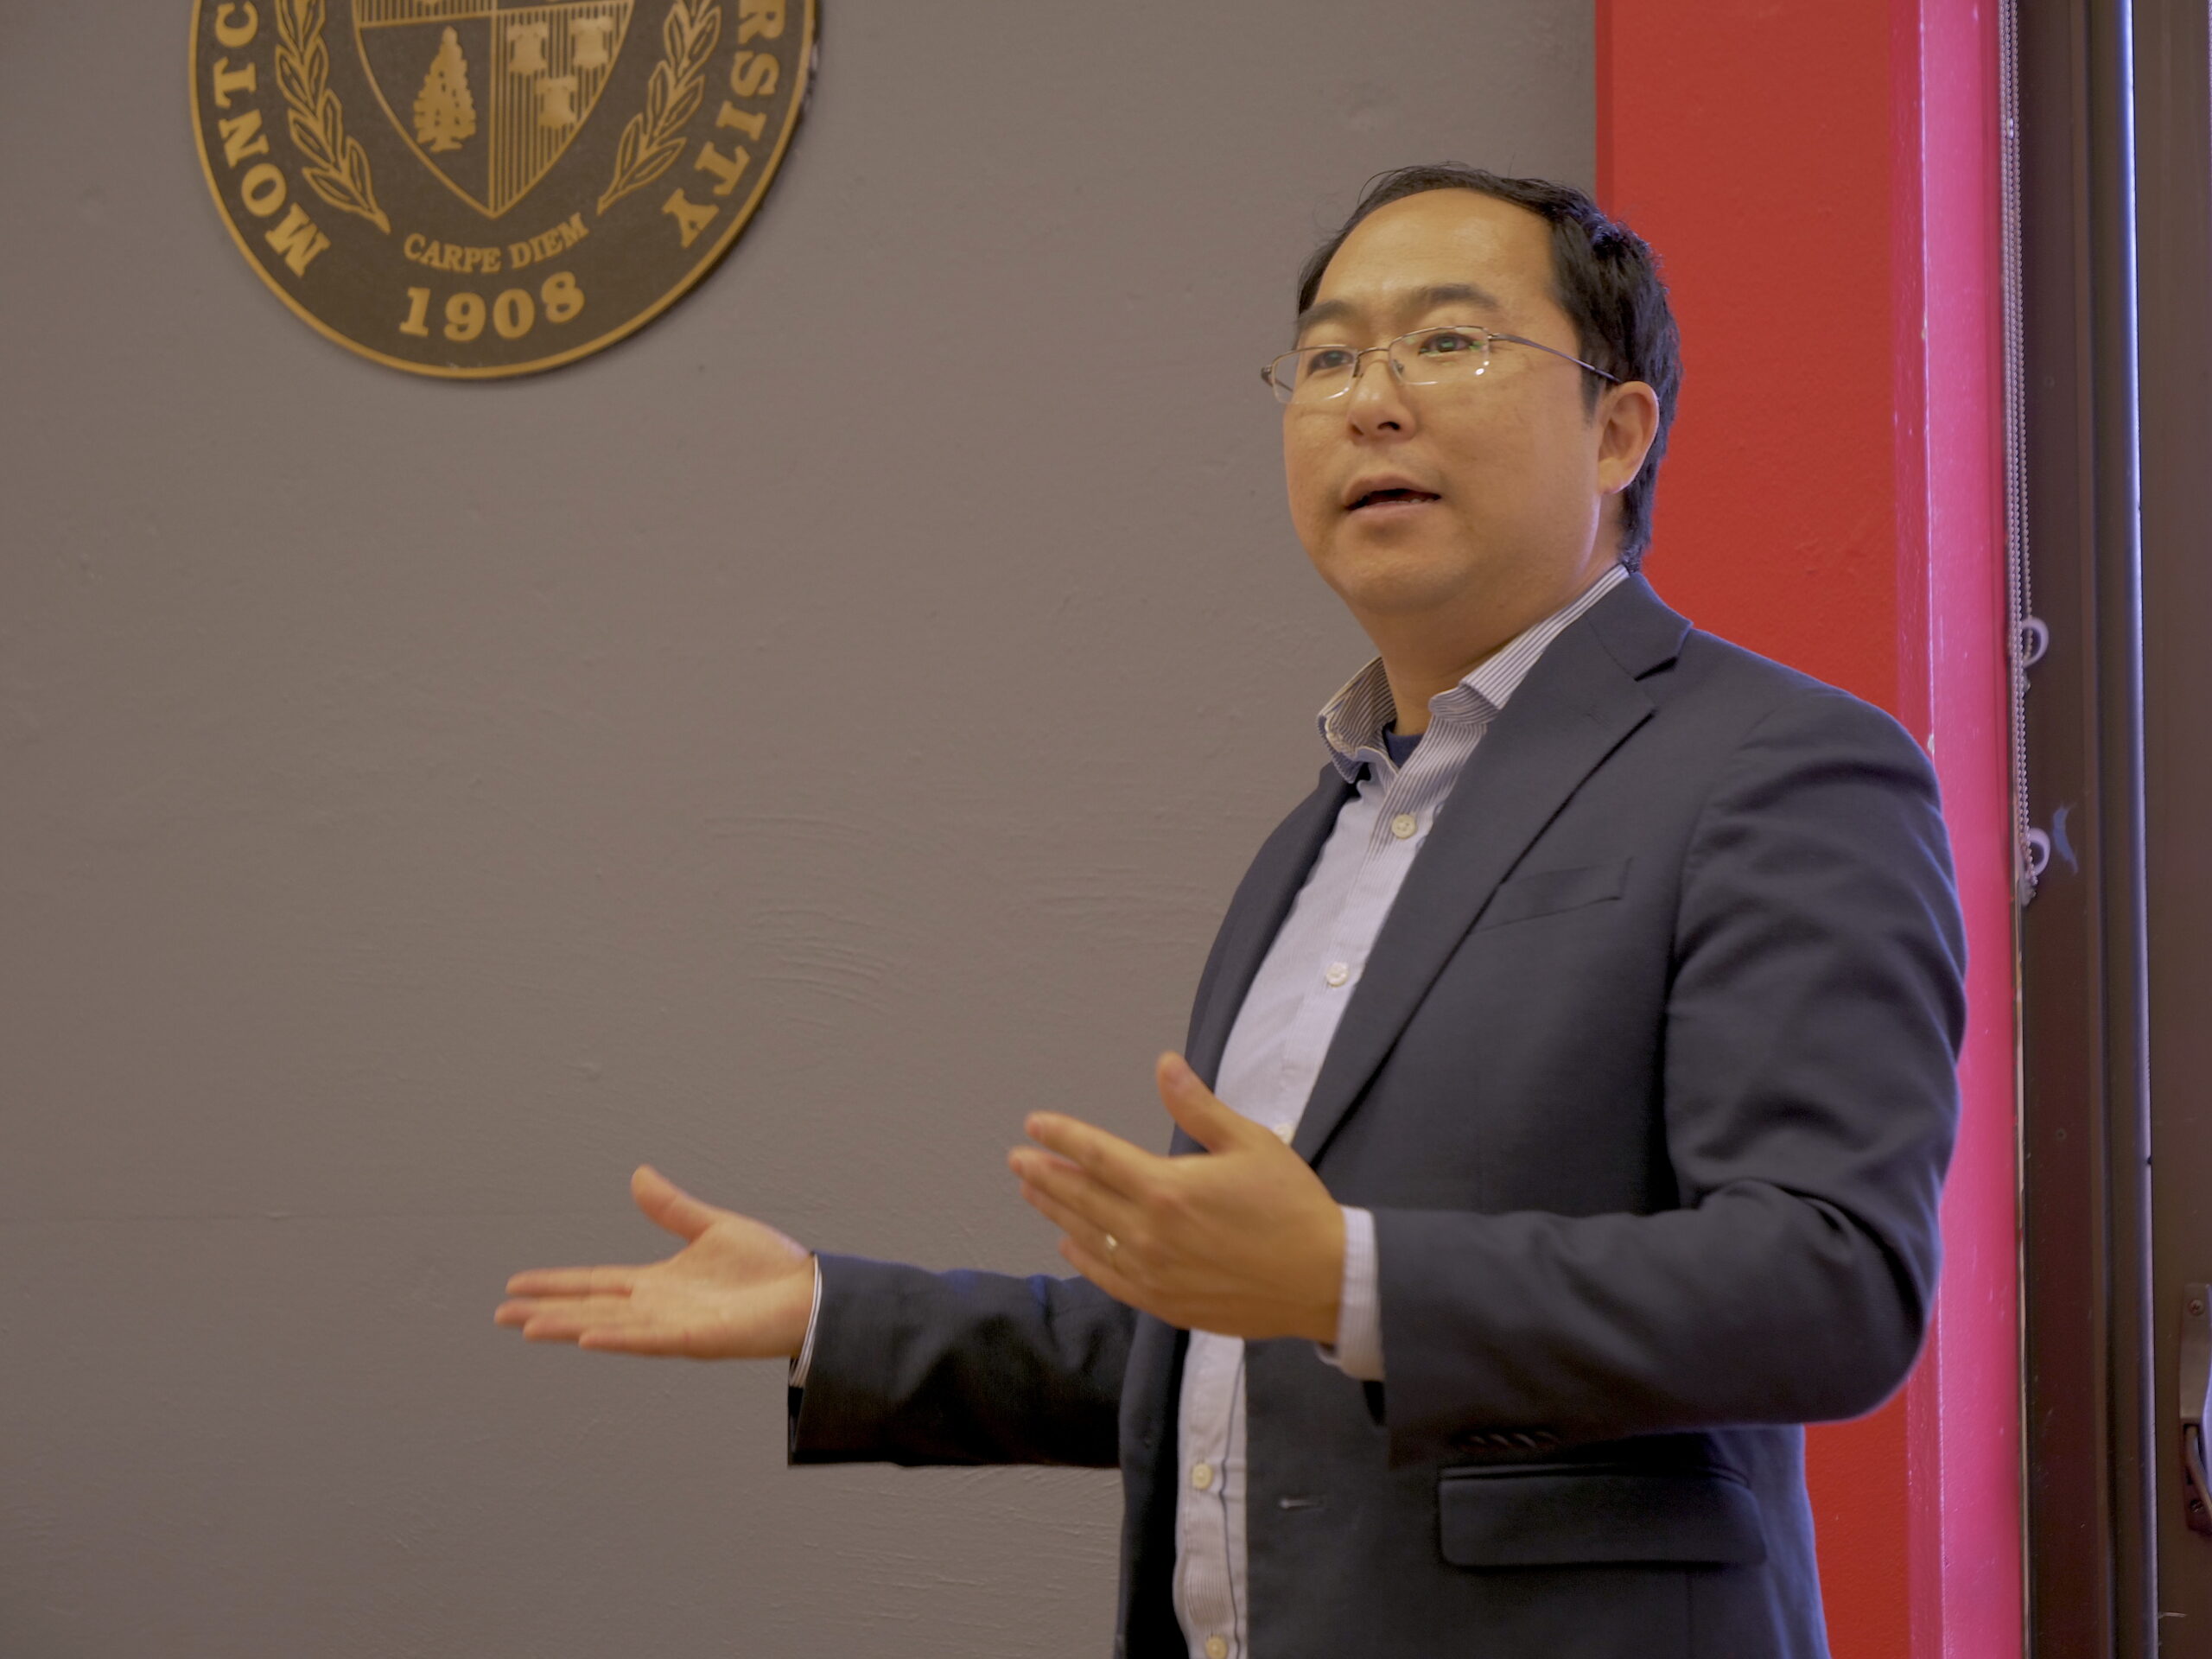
xmin=1324 ymin=962 xmax=1350 ymax=988
xmin=1190 ymin=1461 xmax=1215 ymax=1491
xmin=1391 ymin=812 xmax=1419 ymax=839
xmin=1206 ymin=1637 xmax=1230 ymax=1659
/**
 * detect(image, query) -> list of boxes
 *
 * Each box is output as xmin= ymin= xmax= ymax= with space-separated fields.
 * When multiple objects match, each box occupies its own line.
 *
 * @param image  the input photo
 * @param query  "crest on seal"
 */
xmin=188 ymin=0 xmax=816 ymax=378
xmin=353 ymin=0 xmax=636 ymax=218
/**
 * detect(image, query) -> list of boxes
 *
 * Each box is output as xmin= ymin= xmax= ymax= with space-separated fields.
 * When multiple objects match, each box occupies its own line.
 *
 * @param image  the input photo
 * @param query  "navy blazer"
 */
xmin=791 ymin=575 xmax=1965 ymax=1659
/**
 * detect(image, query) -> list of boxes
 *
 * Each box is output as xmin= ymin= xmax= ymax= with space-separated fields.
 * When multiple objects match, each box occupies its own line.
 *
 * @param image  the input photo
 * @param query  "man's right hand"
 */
xmin=494 ymin=1165 xmax=816 ymax=1359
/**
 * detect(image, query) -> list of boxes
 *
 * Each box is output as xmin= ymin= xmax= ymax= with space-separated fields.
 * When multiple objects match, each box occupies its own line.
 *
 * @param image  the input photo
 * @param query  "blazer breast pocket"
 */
xmin=1473 ymin=857 xmax=1631 ymax=931
xmin=1436 ymin=1463 xmax=1767 ymax=1568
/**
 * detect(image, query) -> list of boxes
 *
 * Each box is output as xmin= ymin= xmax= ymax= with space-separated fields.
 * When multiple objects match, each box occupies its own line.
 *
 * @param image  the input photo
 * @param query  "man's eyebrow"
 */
xmin=1293 ymin=281 xmax=1510 ymax=338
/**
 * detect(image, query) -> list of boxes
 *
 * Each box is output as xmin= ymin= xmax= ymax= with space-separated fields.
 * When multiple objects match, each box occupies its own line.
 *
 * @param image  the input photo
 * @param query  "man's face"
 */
xmin=1282 ymin=189 xmax=1642 ymax=638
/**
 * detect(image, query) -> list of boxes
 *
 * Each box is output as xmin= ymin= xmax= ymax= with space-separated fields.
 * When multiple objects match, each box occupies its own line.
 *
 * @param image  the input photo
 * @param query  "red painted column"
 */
xmin=1594 ymin=3 xmax=2020 ymax=1656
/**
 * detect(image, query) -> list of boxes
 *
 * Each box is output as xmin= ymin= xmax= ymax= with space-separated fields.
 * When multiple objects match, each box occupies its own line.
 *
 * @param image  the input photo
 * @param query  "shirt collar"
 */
xmin=1317 ymin=562 xmax=1630 ymax=781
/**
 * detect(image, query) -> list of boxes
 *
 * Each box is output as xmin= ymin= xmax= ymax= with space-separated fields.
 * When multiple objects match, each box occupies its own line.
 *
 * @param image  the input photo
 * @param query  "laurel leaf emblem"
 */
xmin=597 ymin=0 xmax=721 ymax=216
xmin=273 ymin=0 xmax=391 ymax=234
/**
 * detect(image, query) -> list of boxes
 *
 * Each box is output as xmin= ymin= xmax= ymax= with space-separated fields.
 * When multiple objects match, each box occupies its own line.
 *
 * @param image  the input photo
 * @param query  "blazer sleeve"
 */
xmin=787 ymin=1252 xmax=1135 ymax=1468
xmin=1372 ymin=686 xmax=1967 ymax=1466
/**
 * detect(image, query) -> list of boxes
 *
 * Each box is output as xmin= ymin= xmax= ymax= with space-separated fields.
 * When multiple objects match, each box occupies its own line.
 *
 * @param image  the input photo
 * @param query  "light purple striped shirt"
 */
xmin=1171 ymin=562 xmax=1627 ymax=1659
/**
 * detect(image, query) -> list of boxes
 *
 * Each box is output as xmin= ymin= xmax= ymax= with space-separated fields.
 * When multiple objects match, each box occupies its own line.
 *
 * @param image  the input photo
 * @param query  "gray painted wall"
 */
xmin=0 ymin=6 xmax=1590 ymax=1655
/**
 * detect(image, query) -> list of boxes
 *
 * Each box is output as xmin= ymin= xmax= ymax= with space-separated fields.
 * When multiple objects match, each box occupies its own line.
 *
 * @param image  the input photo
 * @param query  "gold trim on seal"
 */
xmin=596 ymin=0 xmax=718 ymax=214
xmin=274 ymin=0 xmax=391 ymax=232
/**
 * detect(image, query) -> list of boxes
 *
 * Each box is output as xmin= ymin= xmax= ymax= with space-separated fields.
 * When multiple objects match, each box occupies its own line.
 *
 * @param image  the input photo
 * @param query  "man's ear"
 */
xmin=1596 ymin=380 xmax=1662 ymax=500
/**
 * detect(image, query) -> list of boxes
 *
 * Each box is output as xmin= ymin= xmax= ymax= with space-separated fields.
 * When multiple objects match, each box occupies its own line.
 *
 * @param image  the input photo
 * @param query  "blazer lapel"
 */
xmin=1182 ymin=766 xmax=1352 ymax=1091
xmin=1290 ymin=577 xmax=1688 ymax=1163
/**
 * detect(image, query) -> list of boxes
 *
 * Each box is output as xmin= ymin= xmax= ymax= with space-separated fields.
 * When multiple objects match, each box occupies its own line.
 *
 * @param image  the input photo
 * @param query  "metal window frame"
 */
xmin=2016 ymin=0 xmax=2156 ymax=1652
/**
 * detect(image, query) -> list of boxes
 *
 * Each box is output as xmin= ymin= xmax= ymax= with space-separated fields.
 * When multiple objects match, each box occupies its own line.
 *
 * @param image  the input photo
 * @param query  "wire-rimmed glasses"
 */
xmin=1262 ymin=325 xmax=1621 ymax=406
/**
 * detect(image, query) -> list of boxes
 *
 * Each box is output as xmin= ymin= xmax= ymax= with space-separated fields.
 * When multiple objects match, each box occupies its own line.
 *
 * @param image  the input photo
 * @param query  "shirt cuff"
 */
xmin=1315 ymin=1205 xmax=1384 ymax=1381
xmin=787 ymin=1255 xmax=823 ymax=1388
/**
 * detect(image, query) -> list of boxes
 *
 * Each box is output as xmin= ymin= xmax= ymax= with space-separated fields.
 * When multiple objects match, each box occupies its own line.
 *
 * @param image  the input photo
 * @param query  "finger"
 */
xmin=1005 ymin=1145 xmax=1083 ymax=1179
xmin=503 ymin=1304 xmax=688 ymax=1352
xmin=1016 ymin=1179 xmax=1123 ymax=1263
xmin=503 ymin=1265 xmax=643 ymax=1298
xmin=499 ymin=1296 xmax=640 ymax=1339
xmin=1057 ymin=1234 xmax=1154 ymax=1315
xmin=1011 ymin=1152 xmax=1139 ymax=1246
xmin=575 ymin=1322 xmax=725 ymax=1358
xmin=631 ymin=1165 xmax=721 ymax=1243
xmin=1154 ymin=1052 xmax=1259 ymax=1154
xmin=1020 ymin=1112 xmax=1162 ymax=1201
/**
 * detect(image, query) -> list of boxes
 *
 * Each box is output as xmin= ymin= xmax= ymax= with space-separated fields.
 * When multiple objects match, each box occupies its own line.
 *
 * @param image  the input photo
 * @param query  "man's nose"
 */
xmin=1344 ymin=348 xmax=1415 ymax=435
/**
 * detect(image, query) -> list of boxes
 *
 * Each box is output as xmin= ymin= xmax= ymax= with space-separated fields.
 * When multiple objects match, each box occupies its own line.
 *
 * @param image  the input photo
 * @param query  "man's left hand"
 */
xmin=1009 ymin=1052 xmax=1346 ymax=1344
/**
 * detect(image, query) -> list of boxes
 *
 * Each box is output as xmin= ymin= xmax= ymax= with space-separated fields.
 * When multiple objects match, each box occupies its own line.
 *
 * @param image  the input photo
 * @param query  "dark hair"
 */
xmin=1295 ymin=165 xmax=1681 ymax=567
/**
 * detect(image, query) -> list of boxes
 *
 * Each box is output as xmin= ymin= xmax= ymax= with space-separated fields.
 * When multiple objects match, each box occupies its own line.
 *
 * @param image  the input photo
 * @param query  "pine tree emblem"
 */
xmin=412 ymin=28 xmax=477 ymax=154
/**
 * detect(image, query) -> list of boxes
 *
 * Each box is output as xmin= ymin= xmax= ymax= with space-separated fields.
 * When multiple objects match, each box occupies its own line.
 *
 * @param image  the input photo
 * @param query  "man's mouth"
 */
xmin=1349 ymin=487 xmax=1441 ymax=511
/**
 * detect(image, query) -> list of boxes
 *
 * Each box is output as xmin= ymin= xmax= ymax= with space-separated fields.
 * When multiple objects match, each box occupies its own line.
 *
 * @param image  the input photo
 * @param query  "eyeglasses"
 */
xmin=1262 ymin=325 xmax=1621 ymax=406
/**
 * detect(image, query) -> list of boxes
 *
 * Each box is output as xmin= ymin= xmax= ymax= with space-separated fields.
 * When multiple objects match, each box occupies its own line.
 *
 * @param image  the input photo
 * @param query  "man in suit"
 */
xmin=496 ymin=166 xmax=1964 ymax=1658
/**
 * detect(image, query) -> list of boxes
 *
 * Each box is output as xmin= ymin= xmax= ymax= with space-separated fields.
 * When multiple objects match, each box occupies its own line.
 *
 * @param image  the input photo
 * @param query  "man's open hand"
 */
xmin=493 ymin=1166 xmax=815 ymax=1359
xmin=1009 ymin=1052 xmax=1345 ymax=1344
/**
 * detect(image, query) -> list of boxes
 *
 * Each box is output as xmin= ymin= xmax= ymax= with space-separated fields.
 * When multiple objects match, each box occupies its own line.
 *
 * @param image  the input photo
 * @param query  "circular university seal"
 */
xmin=189 ymin=0 xmax=816 ymax=378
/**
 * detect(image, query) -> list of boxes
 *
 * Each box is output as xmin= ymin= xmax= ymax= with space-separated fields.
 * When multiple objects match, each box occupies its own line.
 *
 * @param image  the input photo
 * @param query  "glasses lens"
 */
xmin=1274 ymin=346 xmax=1360 ymax=404
xmin=1393 ymin=327 xmax=1491 ymax=386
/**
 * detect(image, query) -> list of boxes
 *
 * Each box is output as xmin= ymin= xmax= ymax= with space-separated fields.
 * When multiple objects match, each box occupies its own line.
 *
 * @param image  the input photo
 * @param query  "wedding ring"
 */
xmin=1103 ymin=1233 xmax=1121 ymax=1255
